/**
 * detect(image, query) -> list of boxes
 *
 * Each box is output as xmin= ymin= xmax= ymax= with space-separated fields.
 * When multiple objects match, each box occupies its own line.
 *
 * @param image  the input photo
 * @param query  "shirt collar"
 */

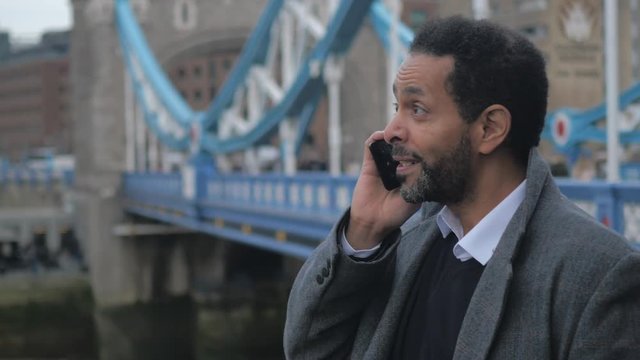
xmin=436 ymin=180 xmax=527 ymax=265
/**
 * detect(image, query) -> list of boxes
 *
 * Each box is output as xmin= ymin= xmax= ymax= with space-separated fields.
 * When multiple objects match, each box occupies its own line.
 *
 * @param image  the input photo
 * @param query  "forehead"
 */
xmin=394 ymin=54 xmax=454 ymax=95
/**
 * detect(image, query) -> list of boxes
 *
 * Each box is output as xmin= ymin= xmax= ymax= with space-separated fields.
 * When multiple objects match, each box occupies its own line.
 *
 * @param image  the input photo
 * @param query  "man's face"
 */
xmin=397 ymin=131 xmax=472 ymax=204
xmin=384 ymin=54 xmax=475 ymax=205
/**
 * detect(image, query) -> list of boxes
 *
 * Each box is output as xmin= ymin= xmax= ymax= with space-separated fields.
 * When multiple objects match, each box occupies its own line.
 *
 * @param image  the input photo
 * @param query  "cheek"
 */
xmin=414 ymin=140 xmax=443 ymax=165
xmin=407 ymin=118 xmax=464 ymax=160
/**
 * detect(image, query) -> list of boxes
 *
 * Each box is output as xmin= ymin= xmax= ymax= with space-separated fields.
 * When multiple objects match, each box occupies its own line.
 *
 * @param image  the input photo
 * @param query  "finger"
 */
xmin=363 ymin=131 xmax=386 ymax=165
xmin=364 ymin=131 xmax=386 ymax=148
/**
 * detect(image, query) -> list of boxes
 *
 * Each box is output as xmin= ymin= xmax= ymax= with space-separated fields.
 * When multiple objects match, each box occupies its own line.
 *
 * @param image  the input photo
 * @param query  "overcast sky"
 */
xmin=0 ymin=0 xmax=71 ymax=42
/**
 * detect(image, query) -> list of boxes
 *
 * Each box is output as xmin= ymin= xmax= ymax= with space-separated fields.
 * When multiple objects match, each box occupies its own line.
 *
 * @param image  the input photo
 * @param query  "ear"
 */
xmin=474 ymin=104 xmax=511 ymax=155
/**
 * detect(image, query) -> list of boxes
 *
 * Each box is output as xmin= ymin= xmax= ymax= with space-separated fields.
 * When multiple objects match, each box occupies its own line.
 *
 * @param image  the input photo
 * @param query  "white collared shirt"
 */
xmin=437 ymin=180 xmax=526 ymax=265
xmin=342 ymin=180 xmax=526 ymax=264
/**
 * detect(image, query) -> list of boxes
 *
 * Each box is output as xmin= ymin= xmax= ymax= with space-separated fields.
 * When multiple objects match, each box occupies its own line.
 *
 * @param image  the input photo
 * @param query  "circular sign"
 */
xmin=551 ymin=112 xmax=572 ymax=147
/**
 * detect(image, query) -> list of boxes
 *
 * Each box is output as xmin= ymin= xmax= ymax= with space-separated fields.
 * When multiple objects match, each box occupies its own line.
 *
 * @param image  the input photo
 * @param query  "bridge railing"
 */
xmin=123 ymin=172 xmax=640 ymax=257
xmin=205 ymin=172 xmax=355 ymax=216
xmin=0 ymin=168 xmax=74 ymax=188
xmin=123 ymin=171 xmax=356 ymax=257
xmin=122 ymin=172 xmax=192 ymax=216
xmin=555 ymin=179 xmax=640 ymax=245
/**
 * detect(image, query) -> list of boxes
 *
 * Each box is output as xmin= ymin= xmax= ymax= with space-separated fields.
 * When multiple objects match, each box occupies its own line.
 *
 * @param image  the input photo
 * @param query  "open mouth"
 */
xmin=397 ymin=160 xmax=418 ymax=167
xmin=395 ymin=158 xmax=420 ymax=174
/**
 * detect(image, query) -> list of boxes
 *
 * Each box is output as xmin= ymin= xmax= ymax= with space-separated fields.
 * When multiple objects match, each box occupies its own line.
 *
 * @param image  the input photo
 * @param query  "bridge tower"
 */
xmin=71 ymin=0 xmax=268 ymax=307
xmin=70 ymin=0 xmax=388 ymax=307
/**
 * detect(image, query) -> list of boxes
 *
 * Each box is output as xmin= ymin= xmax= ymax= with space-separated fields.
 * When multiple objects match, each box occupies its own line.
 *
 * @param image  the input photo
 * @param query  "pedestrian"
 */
xmin=284 ymin=16 xmax=640 ymax=360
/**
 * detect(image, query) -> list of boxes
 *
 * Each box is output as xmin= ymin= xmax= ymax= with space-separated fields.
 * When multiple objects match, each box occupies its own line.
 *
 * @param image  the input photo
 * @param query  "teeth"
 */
xmin=399 ymin=161 xmax=415 ymax=167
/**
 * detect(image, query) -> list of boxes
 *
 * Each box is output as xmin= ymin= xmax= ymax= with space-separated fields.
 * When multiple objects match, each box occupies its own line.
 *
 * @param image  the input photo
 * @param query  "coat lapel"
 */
xmin=452 ymin=237 xmax=515 ymax=360
xmin=453 ymin=149 xmax=551 ymax=360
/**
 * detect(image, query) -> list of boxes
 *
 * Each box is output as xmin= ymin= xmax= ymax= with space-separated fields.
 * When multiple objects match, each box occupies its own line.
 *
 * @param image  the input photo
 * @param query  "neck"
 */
xmin=448 ymin=152 xmax=525 ymax=235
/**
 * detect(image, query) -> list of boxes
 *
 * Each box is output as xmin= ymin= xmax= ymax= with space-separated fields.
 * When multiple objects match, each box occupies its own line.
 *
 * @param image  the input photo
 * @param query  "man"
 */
xmin=284 ymin=17 xmax=640 ymax=360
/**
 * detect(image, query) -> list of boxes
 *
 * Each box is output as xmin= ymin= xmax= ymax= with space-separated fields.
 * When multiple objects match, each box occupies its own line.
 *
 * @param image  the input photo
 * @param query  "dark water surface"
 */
xmin=0 ymin=273 xmax=288 ymax=360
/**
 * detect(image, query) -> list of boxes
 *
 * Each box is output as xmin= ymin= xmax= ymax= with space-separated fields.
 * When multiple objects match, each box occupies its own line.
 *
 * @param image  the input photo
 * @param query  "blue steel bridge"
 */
xmin=116 ymin=0 xmax=640 ymax=257
xmin=5 ymin=0 xmax=640 ymax=261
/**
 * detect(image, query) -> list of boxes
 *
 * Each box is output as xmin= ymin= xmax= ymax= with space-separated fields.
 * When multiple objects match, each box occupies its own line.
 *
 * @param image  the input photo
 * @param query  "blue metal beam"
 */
xmin=200 ymin=0 xmax=284 ymax=131
xmin=125 ymin=203 xmax=314 ymax=259
xmin=115 ymin=0 xmax=196 ymax=125
xmin=369 ymin=0 xmax=414 ymax=52
xmin=543 ymin=81 xmax=640 ymax=152
xmin=200 ymin=0 xmax=376 ymax=154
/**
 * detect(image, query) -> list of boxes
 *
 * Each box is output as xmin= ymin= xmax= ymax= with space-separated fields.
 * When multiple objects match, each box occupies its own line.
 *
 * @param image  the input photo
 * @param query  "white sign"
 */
xmin=182 ymin=164 xmax=195 ymax=200
xmin=551 ymin=112 xmax=572 ymax=147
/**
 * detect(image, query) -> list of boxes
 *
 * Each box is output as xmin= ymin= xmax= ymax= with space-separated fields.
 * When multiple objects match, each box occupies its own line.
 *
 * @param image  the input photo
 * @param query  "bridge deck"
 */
xmin=123 ymin=172 xmax=640 ymax=258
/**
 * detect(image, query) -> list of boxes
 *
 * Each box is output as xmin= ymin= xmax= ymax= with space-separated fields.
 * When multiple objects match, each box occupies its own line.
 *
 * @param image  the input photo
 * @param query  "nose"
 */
xmin=383 ymin=112 xmax=407 ymax=144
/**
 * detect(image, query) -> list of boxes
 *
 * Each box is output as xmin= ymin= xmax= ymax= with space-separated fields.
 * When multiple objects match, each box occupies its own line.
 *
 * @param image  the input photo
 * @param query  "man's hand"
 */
xmin=346 ymin=131 xmax=421 ymax=249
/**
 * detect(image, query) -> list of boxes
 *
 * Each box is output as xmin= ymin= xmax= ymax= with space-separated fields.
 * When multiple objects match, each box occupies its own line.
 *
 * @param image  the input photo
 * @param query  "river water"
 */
xmin=0 ymin=272 xmax=288 ymax=360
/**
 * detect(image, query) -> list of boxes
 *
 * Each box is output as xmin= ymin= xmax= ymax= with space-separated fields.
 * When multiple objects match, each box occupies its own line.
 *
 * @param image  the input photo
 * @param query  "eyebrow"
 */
xmin=403 ymin=85 xmax=425 ymax=96
xmin=392 ymin=83 xmax=425 ymax=97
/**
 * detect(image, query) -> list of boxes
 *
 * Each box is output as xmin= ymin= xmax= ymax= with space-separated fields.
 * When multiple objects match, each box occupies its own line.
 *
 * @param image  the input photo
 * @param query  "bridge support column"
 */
xmin=18 ymin=221 xmax=30 ymax=248
xmin=46 ymin=220 xmax=61 ymax=257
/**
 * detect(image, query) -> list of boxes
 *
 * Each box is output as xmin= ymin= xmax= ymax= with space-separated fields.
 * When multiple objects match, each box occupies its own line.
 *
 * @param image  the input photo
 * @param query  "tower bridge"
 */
xmin=68 ymin=0 xmax=640 ymax=313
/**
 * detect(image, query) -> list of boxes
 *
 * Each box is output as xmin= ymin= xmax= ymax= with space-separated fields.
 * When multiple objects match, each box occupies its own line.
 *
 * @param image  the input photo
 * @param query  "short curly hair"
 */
xmin=410 ymin=16 xmax=548 ymax=165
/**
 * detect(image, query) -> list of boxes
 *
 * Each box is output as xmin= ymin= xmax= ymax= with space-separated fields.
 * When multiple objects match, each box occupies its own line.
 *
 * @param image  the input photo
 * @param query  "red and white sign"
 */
xmin=551 ymin=112 xmax=572 ymax=147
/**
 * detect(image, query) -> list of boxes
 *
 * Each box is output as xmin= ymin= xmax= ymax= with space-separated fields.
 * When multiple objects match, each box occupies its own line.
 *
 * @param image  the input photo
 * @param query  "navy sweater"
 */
xmin=392 ymin=232 xmax=485 ymax=359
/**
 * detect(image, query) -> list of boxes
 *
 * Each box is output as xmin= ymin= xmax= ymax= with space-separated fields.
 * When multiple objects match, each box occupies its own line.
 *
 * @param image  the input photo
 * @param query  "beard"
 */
xmin=394 ymin=132 xmax=473 ymax=205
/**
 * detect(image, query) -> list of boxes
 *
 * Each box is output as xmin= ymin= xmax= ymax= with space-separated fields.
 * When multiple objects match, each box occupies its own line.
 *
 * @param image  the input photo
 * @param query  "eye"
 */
xmin=392 ymin=102 xmax=399 ymax=112
xmin=412 ymin=105 xmax=426 ymax=115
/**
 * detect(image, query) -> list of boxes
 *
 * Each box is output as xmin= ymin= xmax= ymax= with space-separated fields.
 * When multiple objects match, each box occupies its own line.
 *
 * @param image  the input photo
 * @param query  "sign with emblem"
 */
xmin=560 ymin=0 xmax=595 ymax=43
xmin=555 ymin=0 xmax=601 ymax=65
xmin=549 ymin=0 xmax=603 ymax=110
xmin=551 ymin=112 xmax=572 ymax=148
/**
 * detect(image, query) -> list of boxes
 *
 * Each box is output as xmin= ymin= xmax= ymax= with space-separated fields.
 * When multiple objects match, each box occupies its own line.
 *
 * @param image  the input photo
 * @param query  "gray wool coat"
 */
xmin=284 ymin=149 xmax=640 ymax=360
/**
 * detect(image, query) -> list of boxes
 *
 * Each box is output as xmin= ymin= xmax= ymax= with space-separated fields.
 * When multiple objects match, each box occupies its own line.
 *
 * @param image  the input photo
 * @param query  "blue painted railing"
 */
xmin=123 ymin=172 xmax=640 ymax=258
xmin=0 ymin=168 xmax=74 ymax=187
xmin=124 ymin=171 xmax=355 ymax=258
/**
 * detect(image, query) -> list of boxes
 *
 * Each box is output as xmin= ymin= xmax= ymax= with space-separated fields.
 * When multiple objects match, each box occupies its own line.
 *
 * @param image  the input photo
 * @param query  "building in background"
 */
xmin=440 ymin=0 xmax=640 ymax=112
xmin=0 ymin=31 xmax=71 ymax=161
xmin=381 ymin=0 xmax=638 ymax=112
xmin=435 ymin=0 xmax=640 ymax=177
xmin=167 ymin=46 xmax=240 ymax=112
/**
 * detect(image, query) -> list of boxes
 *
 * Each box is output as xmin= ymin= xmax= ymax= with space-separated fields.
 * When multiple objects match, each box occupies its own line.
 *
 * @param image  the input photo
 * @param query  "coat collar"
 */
xmin=453 ymin=148 xmax=552 ymax=360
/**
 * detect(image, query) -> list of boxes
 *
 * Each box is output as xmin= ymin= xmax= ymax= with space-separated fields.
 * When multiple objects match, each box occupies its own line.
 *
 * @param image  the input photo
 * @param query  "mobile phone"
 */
xmin=369 ymin=140 xmax=401 ymax=190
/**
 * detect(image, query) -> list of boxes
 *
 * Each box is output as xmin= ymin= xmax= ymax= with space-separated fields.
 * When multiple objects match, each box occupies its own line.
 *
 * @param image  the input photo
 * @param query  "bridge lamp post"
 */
xmin=472 ymin=0 xmax=490 ymax=20
xmin=387 ymin=0 xmax=402 ymax=123
xmin=605 ymin=0 xmax=620 ymax=182
xmin=325 ymin=56 xmax=344 ymax=176
xmin=125 ymin=74 xmax=136 ymax=172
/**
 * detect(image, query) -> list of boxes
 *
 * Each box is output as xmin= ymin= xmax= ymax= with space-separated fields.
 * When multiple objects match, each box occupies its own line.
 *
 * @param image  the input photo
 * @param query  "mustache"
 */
xmin=391 ymin=145 xmax=423 ymax=162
